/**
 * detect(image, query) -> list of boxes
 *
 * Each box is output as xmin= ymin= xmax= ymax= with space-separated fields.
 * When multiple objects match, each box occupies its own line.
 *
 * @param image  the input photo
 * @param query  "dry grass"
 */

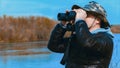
xmin=0 ymin=15 xmax=57 ymax=43
xmin=0 ymin=15 xmax=119 ymax=43
xmin=111 ymin=25 xmax=120 ymax=33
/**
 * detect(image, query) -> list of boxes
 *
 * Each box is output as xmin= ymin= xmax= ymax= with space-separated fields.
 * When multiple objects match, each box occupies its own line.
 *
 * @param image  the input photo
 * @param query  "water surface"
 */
xmin=0 ymin=34 xmax=120 ymax=68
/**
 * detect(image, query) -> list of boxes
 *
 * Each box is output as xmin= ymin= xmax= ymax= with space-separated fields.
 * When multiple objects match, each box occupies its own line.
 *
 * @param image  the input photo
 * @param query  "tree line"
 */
xmin=0 ymin=15 xmax=119 ymax=43
xmin=0 ymin=15 xmax=56 ymax=43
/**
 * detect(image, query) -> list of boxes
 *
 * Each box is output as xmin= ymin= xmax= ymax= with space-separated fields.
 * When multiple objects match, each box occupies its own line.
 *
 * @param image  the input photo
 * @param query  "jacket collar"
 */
xmin=91 ymin=28 xmax=114 ymax=37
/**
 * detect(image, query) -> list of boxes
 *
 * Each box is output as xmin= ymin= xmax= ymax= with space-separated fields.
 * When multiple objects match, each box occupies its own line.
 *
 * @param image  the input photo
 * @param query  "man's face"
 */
xmin=85 ymin=14 xmax=97 ymax=28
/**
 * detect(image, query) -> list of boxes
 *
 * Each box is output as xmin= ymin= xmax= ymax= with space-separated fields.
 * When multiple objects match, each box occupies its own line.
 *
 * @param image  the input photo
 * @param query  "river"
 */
xmin=0 ymin=34 xmax=120 ymax=68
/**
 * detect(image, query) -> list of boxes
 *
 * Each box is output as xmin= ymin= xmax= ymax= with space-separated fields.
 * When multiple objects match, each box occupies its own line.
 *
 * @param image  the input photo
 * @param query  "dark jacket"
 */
xmin=47 ymin=20 xmax=114 ymax=68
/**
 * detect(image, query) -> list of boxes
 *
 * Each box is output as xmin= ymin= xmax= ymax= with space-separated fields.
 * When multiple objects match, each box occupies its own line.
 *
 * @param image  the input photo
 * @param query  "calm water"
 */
xmin=0 ymin=34 xmax=120 ymax=68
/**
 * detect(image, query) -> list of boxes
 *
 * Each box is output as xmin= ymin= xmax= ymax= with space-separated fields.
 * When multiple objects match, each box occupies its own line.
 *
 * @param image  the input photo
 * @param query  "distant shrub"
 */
xmin=111 ymin=25 xmax=120 ymax=33
xmin=0 ymin=15 xmax=119 ymax=43
xmin=0 ymin=15 xmax=57 ymax=43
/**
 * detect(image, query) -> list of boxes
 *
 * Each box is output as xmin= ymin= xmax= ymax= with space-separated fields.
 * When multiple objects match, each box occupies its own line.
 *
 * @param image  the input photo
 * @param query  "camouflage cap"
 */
xmin=71 ymin=1 xmax=110 ymax=28
xmin=83 ymin=1 xmax=106 ymax=17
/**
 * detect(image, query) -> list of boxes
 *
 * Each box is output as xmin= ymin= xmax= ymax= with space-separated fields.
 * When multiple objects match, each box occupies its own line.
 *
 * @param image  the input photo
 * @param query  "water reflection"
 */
xmin=0 ymin=42 xmax=64 ymax=68
xmin=0 ymin=34 xmax=120 ymax=68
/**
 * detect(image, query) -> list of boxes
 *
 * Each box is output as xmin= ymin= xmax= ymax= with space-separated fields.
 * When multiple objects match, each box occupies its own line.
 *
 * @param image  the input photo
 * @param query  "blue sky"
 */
xmin=0 ymin=0 xmax=120 ymax=25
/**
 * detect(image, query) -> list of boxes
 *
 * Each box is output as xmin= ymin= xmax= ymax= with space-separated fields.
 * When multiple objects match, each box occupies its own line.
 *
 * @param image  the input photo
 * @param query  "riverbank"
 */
xmin=0 ymin=41 xmax=50 ymax=56
xmin=0 ymin=16 xmax=120 ymax=43
xmin=111 ymin=25 xmax=120 ymax=33
xmin=0 ymin=16 xmax=56 ymax=43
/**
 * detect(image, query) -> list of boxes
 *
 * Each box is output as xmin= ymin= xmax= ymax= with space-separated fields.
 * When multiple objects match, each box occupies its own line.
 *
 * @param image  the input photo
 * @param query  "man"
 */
xmin=48 ymin=1 xmax=114 ymax=68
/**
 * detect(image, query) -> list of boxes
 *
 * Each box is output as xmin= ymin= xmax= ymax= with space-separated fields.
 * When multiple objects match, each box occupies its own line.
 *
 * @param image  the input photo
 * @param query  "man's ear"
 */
xmin=96 ymin=18 xmax=101 ymax=24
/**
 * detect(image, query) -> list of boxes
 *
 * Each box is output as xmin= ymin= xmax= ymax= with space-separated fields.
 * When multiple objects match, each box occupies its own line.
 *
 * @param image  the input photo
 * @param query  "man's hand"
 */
xmin=73 ymin=9 xmax=87 ymax=22
xmin=61 ymin=21 xmax=67 ymax=26
xmin=60 ymin=10 xmax=69 ymax=26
